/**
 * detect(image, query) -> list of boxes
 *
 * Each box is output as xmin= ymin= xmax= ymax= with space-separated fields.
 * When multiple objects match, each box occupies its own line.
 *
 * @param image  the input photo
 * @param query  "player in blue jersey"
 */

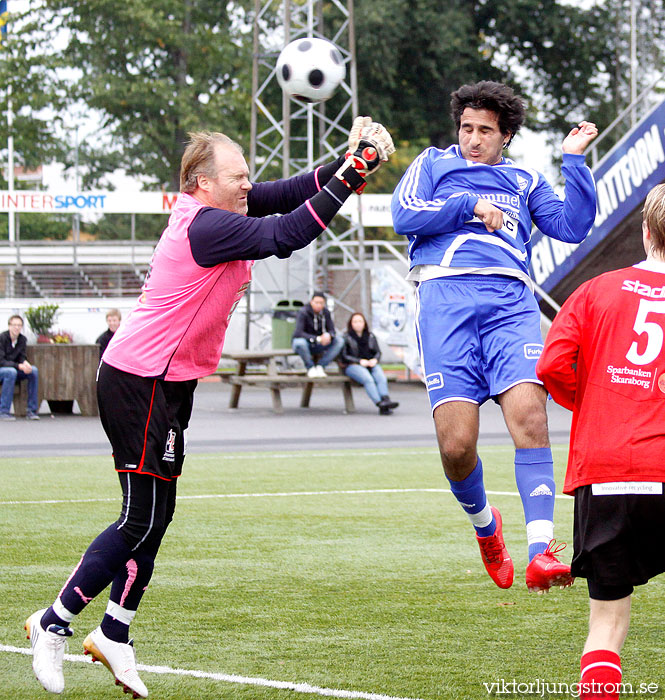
xmin=391 ymin=80 xmax=598 ymax=592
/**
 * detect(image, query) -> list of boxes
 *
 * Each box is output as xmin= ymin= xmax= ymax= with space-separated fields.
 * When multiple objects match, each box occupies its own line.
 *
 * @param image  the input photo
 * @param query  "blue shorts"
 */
xmin=415 ymin=275 xmax=544 ymax=410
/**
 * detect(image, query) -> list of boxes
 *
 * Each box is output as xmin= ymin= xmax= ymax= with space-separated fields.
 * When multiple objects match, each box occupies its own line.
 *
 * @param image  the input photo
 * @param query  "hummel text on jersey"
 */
xmin=621 ymin=279 xmax=665 ymax=298
xmin=478 ymin=192 xmax=520 ymax=210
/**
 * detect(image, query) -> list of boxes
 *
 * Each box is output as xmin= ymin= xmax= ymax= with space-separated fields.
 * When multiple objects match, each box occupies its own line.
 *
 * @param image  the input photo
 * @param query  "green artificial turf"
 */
xmin=0 ymin=447 xmax=662 ymax=699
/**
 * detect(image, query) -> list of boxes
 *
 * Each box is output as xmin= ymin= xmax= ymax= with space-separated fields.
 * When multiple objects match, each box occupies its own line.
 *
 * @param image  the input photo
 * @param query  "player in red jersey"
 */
xmin=537 ymin=183 xmax=665 ymax=700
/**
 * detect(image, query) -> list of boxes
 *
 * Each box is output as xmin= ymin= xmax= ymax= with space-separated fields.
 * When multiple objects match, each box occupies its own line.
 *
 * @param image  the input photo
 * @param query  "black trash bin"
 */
xmin=271 ymin=299 xmax=304 ymax=349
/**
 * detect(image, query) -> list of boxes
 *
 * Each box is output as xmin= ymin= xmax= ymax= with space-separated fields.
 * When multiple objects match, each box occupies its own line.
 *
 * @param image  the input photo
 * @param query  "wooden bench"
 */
xmin=224 ymin=373 xmax=355 ymax=414
xmin=13 ymin=381 xmax=27 ymax=416
xmin=26 ymin=344 xmax=99 ymax=416
xmin=0 ymin=378 xmax=28 ymax=416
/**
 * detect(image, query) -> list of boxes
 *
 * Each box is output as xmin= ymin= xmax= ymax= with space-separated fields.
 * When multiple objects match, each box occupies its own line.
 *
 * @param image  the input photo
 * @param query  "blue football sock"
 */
xmin=514 ymin=448 xmax=555 ymax=560
xmin=447 ymin=458 xmax=496 ymax=537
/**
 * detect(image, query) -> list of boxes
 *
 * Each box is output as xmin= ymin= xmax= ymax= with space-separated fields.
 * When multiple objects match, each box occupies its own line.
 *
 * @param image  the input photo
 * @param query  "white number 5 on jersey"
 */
xmin=626 ymin=299 xmax=665 ymax=365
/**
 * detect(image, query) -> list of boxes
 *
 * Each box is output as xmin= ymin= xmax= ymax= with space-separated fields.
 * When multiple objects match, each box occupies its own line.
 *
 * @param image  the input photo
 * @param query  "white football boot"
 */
xmin=83 ymin=626 xmax=148 ymax=698
xmin=24 ymin=608 xmax=73 ymax=694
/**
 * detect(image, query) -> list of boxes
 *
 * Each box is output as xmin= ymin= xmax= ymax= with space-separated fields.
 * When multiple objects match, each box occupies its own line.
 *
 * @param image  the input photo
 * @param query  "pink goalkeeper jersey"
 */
xmin=103 ymin=193 xmax=252 ymax=381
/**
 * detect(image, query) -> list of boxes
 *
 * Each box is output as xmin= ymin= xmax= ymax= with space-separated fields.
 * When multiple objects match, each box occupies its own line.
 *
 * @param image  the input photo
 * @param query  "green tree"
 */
xmin=3 ymin=0 xmax=661 ymax=194
xmin=59 ymin=0 xmax=256 ymax=190
xmin=603 ymin=0 xmax=665 ymax=110
xmin=0 ymin=7 xmax=70 ymax=171
xmin=16 ymin=212 xmax=73 ymax=241
xmin=1 ymin=1 xmax=256 ymax=191
xmin=86 ymin=213 xmax=169 ymax=240
xmin=583 ymin=0 xmax=665 ymax=160
xmin=354 ymin=0 xmax=620 ymax=147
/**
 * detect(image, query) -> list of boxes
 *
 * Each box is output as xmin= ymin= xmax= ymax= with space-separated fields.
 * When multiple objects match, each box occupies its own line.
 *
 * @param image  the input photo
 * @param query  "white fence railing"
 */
xmin=0 ymin=241 xmax=156 ymax=266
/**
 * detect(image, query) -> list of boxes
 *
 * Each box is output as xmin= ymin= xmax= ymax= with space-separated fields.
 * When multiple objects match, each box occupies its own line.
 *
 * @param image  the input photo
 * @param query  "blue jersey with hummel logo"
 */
xmin=391 ymin=145 xmax=596 ymax=283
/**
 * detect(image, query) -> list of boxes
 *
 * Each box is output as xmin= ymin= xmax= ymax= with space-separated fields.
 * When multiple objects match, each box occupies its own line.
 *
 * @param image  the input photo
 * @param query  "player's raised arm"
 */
xmin=189 ymin=121 xmax=395 ymax=264
xmin=528 ymin=121 xmax=598 ymax=245
xmin=248 ymin=116 xmax=394 ymax=217
xmin=561 ymin=121 xmax=599 ymax=154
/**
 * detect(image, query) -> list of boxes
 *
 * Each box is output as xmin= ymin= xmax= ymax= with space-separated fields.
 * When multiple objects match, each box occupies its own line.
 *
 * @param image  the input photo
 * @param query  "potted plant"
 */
xmin=24 ymin=304 xmax=60 ymax=343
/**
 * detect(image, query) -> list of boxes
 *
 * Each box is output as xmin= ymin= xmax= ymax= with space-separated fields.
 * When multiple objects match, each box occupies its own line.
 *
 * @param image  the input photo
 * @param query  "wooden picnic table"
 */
xmin=219 ymin=349 xmax=355 ymax=414
xmin=221 ymin=348 xmax=294 ymax=376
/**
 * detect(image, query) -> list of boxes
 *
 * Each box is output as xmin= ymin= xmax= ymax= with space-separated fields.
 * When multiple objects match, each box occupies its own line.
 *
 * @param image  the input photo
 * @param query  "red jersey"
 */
xmin=537 ymin=260 xmax=665 ymax=494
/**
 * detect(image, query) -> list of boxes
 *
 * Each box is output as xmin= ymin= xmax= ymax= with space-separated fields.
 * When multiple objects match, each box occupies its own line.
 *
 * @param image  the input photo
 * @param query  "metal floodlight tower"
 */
xmin=248 ymin=0 xmax=367 ymax=334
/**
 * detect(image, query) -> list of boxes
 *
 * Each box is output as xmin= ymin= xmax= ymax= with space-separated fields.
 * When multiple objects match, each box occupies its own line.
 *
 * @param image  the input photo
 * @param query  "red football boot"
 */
xmin=526 ymin=539 xmax=575 ymax=593
xmin=475 ymin=506 xmax=514 ymax=589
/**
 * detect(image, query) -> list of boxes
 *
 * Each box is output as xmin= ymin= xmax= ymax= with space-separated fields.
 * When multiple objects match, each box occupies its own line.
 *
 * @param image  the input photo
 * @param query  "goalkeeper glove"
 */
xmin=347 ymin=118 xmax=395 ymax=162
xmin=347 ymin=116 xmax=372 ymax=153
xmin=335 ymin=138 xmax=382 ymax=194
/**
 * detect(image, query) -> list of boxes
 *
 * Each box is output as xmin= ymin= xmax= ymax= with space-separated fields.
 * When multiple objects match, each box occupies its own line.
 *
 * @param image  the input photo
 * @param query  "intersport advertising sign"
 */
xmin=0 ymin=191 xmax=394 ymax=227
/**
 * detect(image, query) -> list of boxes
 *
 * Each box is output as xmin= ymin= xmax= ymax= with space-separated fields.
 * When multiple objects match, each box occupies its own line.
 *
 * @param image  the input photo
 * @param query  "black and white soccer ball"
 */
xmin=276 ymin=38 xmax=345 ymax=103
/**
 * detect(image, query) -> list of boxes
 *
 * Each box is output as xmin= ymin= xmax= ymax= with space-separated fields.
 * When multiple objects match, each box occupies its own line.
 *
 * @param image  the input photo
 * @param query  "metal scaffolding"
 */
xmin=247 ymin=0 xmax=368 ymax=344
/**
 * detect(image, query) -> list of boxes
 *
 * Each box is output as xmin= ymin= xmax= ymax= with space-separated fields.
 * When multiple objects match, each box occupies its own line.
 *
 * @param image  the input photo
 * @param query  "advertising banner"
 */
xmin=0 ymin=191 xmax=179 ymax=214
xmin=0 ymin=191 xmax=394 ymax=226
xmin=529 ymin=100 xmax=665 ymax=292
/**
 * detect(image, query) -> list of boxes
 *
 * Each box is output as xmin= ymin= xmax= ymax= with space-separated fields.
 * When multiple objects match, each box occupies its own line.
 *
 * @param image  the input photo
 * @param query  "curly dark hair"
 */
xmin=450 ymin=81 xmax=526 ymax=146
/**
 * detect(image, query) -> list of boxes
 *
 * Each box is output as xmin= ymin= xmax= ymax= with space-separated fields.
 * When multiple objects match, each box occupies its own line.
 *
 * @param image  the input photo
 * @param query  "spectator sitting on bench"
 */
xmin=341 ymin=312 xmax=399 ymax=415
xmin=291 ymin=292 xmax=344 ymax=378
xmin=0 ymin=314 xmax=40 ymax=421
xmin=96 ymin=308 xmax=122 ymax=359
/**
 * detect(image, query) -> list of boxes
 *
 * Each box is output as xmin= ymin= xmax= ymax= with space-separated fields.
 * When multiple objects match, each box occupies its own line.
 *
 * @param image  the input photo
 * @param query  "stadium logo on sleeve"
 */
xmin=523 ymin=343 xmax=543 ymax=359
xmin=426 ymin=372 xmax=444 ymax=391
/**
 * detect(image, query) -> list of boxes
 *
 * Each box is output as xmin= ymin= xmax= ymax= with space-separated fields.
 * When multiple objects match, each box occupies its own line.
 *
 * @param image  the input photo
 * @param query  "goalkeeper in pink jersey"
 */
xmin=24 ymin=121 xmax=395 ymax=697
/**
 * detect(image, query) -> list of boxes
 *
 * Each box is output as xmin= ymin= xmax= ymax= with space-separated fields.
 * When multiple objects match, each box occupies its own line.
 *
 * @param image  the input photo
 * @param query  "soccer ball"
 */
xmin=276 ymin=38 xmax=345 ymax=103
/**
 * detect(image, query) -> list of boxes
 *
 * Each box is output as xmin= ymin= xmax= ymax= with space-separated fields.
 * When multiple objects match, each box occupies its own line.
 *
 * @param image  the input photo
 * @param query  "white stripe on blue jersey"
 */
xmin=391 ymin=144 xmax=596 ymax=281
xmin=398 ymin=147 xmax=470 ymax=213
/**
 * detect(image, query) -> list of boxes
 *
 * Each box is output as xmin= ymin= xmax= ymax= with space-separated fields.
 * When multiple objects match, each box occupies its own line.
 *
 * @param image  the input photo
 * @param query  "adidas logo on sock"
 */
xmin=529 ymin=483 xmax=553 ymax=497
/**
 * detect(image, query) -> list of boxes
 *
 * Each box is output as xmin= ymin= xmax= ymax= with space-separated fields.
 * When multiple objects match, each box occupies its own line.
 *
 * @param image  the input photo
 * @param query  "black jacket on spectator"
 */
xmin=0 ymin=330 xmax=28 ymax=368
xmin=96 ymin=329 xmax=115 ymax=358
xmin=292 ymin=305 xmax=338 ymax=346
xmin=340 ymin=330 xmax=381 ymax=367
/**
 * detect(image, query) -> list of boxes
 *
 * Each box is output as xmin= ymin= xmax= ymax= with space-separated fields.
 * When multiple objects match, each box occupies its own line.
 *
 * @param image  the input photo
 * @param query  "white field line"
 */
xmin=0 ymin=487 xmax=574 ymax=506
xmin=0 ymin=644 xmax=426 ymax=700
